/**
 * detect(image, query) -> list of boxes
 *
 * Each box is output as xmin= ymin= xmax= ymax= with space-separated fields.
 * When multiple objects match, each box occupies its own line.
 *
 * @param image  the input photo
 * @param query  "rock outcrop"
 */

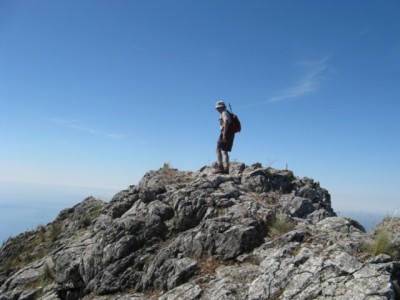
xmin=1 ymin=163 xmax=399 ymax=300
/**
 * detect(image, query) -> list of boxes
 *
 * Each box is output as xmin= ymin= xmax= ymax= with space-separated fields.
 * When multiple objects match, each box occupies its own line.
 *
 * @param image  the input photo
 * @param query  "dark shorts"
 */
xmin=217 ymin=131 xmax=235 ymax=152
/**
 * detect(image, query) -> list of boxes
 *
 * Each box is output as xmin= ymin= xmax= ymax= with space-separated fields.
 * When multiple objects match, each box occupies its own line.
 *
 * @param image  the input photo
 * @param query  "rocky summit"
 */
xmin=1 ymin=163 xmax=399 ymax=300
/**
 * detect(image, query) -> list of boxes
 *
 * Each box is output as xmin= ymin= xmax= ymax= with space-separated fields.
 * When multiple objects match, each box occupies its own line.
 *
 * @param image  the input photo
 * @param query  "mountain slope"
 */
xmin=1 ymin=163 xmax=399 ymax=300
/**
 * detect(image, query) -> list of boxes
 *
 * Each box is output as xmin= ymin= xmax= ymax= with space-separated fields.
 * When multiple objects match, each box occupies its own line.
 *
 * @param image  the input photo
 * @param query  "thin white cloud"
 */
xmin=106 ymin=133 xmax=125 ymax=140
xmin=116 ymin=41 xmax=147 ymax=53
xmin=268 ymin=57 xmax=329 ymax=103
xmin=69 ymin=123 xmax=98 ymax=135
xmin=48 ymin=117 xmax=125 ymax=140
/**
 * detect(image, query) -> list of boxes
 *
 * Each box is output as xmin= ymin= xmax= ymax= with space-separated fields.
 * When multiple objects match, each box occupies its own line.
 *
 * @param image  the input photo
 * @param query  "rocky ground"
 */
xmin=0 ymin=163 xmax=399 ymax=300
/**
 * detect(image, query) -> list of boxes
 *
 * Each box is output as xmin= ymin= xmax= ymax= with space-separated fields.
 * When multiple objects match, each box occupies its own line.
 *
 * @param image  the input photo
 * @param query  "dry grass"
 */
xmin=195 ymin=255 xmax=227 ymax=277
xmin=269 ymin=213 xmax=294 ymax=237
xmin=363 ymin=217 xmax=400 ymax=260
xmin=369 ymin=229 xmax=399 ymax=260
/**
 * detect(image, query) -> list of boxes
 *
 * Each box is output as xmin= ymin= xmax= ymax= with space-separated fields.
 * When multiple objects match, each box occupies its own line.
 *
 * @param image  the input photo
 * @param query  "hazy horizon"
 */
xmin=1 ymin=175 xmax=396 ymax=244
xmin=0 ymin=180 xmax=120 ymax=243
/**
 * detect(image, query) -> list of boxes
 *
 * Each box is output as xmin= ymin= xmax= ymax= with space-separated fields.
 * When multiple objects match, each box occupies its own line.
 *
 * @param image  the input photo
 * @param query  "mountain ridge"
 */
xmin=1 ymin=162 xmax=399 ymax=300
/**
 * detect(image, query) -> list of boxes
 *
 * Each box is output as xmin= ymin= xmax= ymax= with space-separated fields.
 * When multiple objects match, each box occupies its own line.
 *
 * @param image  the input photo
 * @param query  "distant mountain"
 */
xmin=1 ymin=163 xmax=399 ymax=299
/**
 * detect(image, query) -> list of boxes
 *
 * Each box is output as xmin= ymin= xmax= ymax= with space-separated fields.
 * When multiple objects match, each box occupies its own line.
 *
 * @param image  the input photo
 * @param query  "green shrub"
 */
xmin=269 ymin=213 xmax=294 ymax=236
xmin=81 ymin=215 xmax=92 ymax=228
xmin=0 ymin=222 xmax=64 ymax=277
xmin=81 ymin=206 xmax=102 ymax=228
xmin=50 ymin=222 xmax=62 ymax=241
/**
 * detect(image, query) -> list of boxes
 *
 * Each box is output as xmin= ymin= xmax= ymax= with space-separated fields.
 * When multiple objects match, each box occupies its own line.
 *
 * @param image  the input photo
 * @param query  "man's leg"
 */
xmin=222 ymin=150 xmax=229 ymax=174
xmin=216 ymin=148 xmax=224 ymax=172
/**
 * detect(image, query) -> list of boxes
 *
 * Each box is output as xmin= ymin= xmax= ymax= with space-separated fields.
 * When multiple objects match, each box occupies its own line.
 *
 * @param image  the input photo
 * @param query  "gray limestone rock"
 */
xmin=1 ymin=163 xmax=398 ymax=300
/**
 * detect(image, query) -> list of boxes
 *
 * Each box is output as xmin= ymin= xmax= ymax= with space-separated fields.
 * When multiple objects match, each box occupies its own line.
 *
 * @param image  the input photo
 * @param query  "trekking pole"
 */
xmin=229 ymin=103 xmax=233 ymax=113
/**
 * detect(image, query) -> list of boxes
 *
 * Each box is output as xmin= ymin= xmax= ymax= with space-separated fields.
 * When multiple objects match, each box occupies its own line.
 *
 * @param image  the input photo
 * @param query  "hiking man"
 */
xmin=215 ymin=101 xmax=235 ymax=174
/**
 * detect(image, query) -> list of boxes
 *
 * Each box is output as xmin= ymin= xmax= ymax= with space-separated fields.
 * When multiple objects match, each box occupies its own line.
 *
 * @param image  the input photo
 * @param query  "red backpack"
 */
xmin=228 ymin=104 xmax=241 ymax=133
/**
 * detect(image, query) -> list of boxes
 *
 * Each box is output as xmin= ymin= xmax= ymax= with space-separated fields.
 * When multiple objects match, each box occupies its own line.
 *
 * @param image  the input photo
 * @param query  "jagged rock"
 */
xmin=158 ymin=282 xmax=203 ymax=300
xmin=106 ymin=188 xmax=140 ymax=219
xmin=1 ymin=163 xmax=399 ymax=300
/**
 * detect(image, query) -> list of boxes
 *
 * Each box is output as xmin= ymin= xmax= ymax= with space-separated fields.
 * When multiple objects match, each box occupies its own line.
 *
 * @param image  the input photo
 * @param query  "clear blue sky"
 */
xmin=1 ymin=1 xmax=399 ymax=239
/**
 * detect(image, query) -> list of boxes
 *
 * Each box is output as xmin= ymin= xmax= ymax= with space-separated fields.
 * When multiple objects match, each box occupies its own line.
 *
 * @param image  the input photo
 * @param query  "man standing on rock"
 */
xmin=215 ymin=101 xmax=235 ymax=174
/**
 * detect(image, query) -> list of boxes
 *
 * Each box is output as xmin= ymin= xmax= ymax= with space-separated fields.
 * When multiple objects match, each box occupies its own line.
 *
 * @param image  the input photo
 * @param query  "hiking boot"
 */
xmin=214 ymin=166 xmax=225 ymax=174
xmin=224 ymin=168 xmax=229 ymax=174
